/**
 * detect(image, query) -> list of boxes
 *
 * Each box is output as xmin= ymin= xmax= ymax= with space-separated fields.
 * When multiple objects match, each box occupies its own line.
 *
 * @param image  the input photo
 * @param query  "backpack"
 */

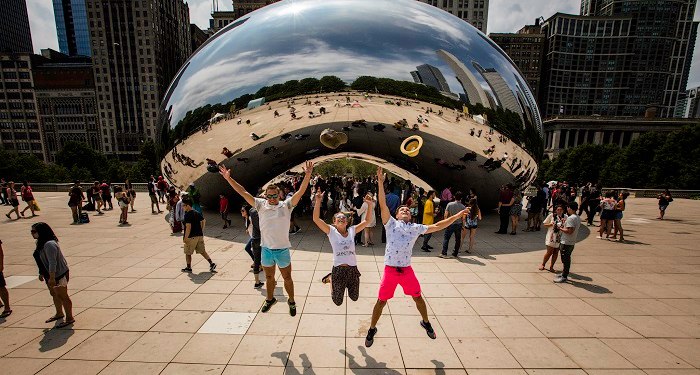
xmin=79 ymin=212 xmax=90 ymax=223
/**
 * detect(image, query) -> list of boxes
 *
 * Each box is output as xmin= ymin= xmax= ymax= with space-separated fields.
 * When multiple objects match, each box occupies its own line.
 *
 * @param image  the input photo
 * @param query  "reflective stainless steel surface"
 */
xmin=158 ymin=0 xmax=543 ymax=207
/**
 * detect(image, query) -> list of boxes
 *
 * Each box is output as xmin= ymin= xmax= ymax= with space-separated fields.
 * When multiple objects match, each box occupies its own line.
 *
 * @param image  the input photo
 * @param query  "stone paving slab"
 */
xmin=0 ymin=192 xmax=699 ymax=374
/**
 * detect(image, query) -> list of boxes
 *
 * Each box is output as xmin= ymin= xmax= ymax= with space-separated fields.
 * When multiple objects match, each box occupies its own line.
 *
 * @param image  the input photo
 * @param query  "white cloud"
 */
xmin=22 ymin=0 xmax=700 ymax=89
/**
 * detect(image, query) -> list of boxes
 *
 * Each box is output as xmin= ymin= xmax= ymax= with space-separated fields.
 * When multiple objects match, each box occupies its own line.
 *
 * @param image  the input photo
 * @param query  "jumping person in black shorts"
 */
xmin=312 ymin=189 xmax=374 ymax=306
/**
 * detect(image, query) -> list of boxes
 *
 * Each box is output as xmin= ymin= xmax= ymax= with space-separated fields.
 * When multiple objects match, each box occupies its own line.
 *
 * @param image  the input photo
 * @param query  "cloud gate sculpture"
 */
xmin=157 ymin=0 xmax=543 ymax=208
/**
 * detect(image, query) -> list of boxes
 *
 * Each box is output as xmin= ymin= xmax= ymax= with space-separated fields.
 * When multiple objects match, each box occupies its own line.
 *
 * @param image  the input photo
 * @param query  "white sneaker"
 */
xmin=553 ymin=275 xmax=568 ymax=283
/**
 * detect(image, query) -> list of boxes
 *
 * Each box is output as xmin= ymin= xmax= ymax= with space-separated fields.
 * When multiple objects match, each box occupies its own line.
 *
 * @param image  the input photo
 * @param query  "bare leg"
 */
xmin=550 ymin=249 xmax=559 ymax=270
xmin=370 ymin=299 xmax=387 ymax=328
xmin=263 ymin=266 xmax=276 ymax=300
xmin=469 ymin=229 xmax=476 ymax=252
xmin=48 ymin=285 xmax=63 ymax=318
xmin=278 ymin=265 xmax=295 ymax=303
xmin=460 ymin=227 xmax=468 ymax=249
xmin=541 ymin=247 xmax=554 ymax=270
xmin=413 ymin=296 xmax=430 ymax=322
xmin=54 ymin=286 xmax=74 ymax=322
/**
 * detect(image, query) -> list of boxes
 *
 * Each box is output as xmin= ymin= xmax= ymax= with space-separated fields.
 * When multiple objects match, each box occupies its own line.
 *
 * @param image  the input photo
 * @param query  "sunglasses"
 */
xmin=334 ymin=215 xmax=347 ymax=221
xmin=266 ymin=194 xmax=279 ymax=199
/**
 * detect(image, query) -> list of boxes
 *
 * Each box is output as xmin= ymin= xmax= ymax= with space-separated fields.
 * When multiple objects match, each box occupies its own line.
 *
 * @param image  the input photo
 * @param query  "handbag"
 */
xmin=31 ymin=200 xmax=40 ymax=211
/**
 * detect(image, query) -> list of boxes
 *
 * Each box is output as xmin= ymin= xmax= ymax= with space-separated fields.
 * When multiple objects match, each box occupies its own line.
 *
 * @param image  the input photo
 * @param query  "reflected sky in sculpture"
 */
xmin=160 ymin=0 xmax=541 ymax=135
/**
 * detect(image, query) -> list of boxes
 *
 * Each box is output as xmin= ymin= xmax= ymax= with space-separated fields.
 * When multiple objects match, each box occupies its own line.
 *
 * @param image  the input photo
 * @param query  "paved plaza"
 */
xmin=1 ymin=193 xmax=699 ymax=374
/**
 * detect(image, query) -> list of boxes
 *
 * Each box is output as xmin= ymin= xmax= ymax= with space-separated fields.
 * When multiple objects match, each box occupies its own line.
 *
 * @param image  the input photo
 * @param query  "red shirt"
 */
xmin=219 ymin=196 xmax=228 ymax=213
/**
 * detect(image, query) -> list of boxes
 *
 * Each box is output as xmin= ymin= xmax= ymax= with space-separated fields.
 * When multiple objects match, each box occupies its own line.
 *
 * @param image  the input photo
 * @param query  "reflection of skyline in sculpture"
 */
xmin=479 ymin=67 xmax=523 ymax=117
xmin=410 ymin=64 xmax=451 ymax=93
xmin=436 ymin=49 xmax=491 ymax=108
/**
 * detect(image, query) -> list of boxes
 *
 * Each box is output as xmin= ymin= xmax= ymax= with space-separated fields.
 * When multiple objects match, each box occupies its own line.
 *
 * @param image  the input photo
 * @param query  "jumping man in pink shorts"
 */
xmin=365 ymin=167 xmax=468 ymax=347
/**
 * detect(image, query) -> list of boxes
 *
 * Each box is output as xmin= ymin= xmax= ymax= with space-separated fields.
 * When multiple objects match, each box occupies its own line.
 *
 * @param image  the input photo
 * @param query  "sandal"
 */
xmin=45 ymin=315 xmax=65 ymax=323
xmin=321 ymin=273 xmax=332 ymax=284
xmin=56 ymin=319 xmax=75 ymax=329
xmin=538 ymin=265 xmax=545 ymax=271
xmin=0 ymin=310 xmax=12 ymax=318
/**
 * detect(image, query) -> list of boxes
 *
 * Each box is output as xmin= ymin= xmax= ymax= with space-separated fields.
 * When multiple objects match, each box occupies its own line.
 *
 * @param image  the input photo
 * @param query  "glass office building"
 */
xmin=53 ymin=0 xmax=91 ymax=56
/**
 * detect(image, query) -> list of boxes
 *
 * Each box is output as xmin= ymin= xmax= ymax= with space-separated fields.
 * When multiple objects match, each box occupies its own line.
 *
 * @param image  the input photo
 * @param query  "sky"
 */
xmin=26 ymin=0 xmax=700 ymax=88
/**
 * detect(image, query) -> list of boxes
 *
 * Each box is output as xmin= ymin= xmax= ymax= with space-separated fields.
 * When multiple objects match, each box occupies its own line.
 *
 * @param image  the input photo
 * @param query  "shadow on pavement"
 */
xmin=342 ymin=347 xmax=403 ymax=374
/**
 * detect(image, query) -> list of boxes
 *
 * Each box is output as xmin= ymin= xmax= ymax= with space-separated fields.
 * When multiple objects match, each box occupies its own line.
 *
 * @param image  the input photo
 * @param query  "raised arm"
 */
xmin=219 ymin=165 xmax=256 ymax=206
xmin=312 ymin=189 xmax=331 ymax=234
xmin=425 ymin=208 xmax=469 ymax=234
xmin=291 ymin=161 xmax=314 ymax=207
xmin=354 ymin=194 xmax=374 ymax=233
xmin=376 ymin=167 xmax=390 ymax=224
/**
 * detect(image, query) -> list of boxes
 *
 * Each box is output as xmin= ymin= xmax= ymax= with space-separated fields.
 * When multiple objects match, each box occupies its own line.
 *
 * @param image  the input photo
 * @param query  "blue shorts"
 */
xmin=261 ymin=247 xmax=291 ymax=268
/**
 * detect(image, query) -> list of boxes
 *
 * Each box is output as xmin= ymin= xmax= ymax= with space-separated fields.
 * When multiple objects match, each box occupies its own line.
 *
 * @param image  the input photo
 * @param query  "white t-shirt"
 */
xmin=560 ymin=214 xmax=581 ymax=245
xmin=328 ymin=226 xmax=357 ymax=266
xmin=254 ymin=197 xmax=293 ymax=249
xmin=356 ymin=201 xmax=376 ymax=227
xmin=384 ymin=216 xmax=428 ymax=267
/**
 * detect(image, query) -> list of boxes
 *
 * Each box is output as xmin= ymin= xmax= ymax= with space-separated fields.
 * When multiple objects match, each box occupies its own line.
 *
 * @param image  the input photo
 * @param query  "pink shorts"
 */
xmin=378 ymin=265 xmax=421 ymax=301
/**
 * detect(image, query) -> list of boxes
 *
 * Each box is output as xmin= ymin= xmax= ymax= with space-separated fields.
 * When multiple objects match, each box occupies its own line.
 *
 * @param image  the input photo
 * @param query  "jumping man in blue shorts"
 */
xmin=220 ymin=161 xmax=314 ymax=315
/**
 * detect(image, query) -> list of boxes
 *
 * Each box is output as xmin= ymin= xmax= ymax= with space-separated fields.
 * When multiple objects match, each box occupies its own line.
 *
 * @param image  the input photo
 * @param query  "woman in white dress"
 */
xmin=355 ymin=193 xmax=376 ymax=246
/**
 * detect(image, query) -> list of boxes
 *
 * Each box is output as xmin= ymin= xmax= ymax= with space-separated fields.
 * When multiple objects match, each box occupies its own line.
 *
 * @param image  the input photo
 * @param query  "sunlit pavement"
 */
xmin=1 ymin=192 xmax=699 ymax=374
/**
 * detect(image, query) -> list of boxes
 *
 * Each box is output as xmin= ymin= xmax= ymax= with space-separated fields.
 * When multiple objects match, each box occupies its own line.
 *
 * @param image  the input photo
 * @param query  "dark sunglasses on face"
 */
xmin=266 ymin=194 xmax=279 ymax=199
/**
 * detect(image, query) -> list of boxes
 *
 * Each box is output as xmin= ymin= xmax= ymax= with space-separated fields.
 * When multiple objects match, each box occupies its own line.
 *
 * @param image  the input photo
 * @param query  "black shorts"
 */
xmin=0 ymin=272 xmax=5 ymax=288
xmin=10 ymin=199 xmax=19 ymax=207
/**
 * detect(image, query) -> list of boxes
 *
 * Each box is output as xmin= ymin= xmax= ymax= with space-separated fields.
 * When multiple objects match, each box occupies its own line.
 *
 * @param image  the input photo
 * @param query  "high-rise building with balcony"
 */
xmin=86 ymin=0 xmax=191 ymax=158
xmin=489 ymin=20 xmax=545 ymax=99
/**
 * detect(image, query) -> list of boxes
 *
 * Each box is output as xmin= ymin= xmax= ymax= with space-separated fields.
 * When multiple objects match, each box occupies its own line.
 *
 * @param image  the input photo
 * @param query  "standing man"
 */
xmin=366 ymin=168 xmax=468 ymax=347
xmin=147 ymin=176 xmax=162 ymax=214
xmin=554 ymin=202 xmax=581 ymax=283
xmin=420 ymin=190 xmax=436 ymax=251
xmin=0 ymin=239 xmax=11 ymax=318
xmin=219 ymin=161 xmax=314 ymax=316
xmin=440 ymin=191 xmax=465 ymax=258
xmin=496 ymin=184 xmax=514 ymax=234
xmin=181 ymin=196 xmax=216 ymax=273
xmin=220 ymin=193 xmax=231 ymax=228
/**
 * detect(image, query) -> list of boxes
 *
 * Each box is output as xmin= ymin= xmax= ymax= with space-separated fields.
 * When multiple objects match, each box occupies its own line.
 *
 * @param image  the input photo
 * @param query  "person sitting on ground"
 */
xmin=313 ymin=190 xmax=373 ymax=306
xmin=222 ymin=147 xmax=234 ymax=158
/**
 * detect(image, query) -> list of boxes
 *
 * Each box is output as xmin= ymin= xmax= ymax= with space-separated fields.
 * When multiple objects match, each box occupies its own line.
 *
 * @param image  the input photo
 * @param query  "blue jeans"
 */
xmin=442 ymin=225 xmax=462 ymax=255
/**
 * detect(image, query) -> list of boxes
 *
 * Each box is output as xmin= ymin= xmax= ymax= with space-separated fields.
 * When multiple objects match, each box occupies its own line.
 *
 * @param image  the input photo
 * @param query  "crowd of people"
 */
xmin=0 ymin=167 xmax=677 ymax=346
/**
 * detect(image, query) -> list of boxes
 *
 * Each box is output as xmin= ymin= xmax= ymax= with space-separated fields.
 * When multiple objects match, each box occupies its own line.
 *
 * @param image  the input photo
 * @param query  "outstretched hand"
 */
xmin=314 ymin=189 xmax=324 ymax=203
xmin=303 ymin=161 xmax=314 ymax=177
xmin=363 ymin=193 xmax=374 ymax=205
xmin=376 ymin=167 xmax=385 ymax=183
xmin=218 ymin=165 xmax=231 ymax=179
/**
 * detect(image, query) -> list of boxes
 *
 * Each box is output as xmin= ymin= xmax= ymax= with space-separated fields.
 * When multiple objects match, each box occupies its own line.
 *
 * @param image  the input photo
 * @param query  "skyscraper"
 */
xmin=86 ymin=0 xmax=191 ymax=158
xmin=418 ymin=0 xmax=489 ymax=33
xmin=489 ymin=20 xmax=545 ymax=99
xmin=0 ymin=53 xmax=42 ymax=158
xmin=232 ymin=1 xmax=280 ymax=18
xmin=53 ymin=0 xmax=92 ymax=56
xmin=437 ymin=49 xmax=491 ymax=108
xmin=538 ymin=0 xmax=698 ymax=118
xmin=0 ymin=0 xmax=33 ymax=53
xmin=410 ymin=64 xmax=451 ymax=93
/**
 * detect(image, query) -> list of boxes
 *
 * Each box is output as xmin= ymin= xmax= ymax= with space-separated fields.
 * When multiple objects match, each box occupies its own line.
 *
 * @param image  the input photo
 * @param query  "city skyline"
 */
xmin=25 ymin=0 xmax=700 ymax=90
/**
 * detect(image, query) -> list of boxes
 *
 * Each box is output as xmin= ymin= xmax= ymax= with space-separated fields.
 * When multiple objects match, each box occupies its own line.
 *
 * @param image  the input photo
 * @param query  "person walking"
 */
xmin=586 ymin=184 xmax=601 ymax=226
xmin=187 ymin=183 xmax=202 ymax=213
xmin=175 ymin=192 xmax=187 ymax=235
xmin=19 ymin=181 xmax=37 ymax=217
xmin=68 ymin=181 xmax=84 ymax=224
xmin=461 ymin=198 xmax=481 ymax=253
xmin=147 ymin=176 xmax=162 ymax=214
xmin=525 ymin=185 xmax=545 ymax=231
xmin=554 ymin=202 xmax=581 ymax=283
xmin=365 ymin=167 xmax=468 ymax=348
xmin=611 ymin=191 xmax=628 ymax=242
xmin=313 ymin=190 xmax=373 ymax=306
xmin=181 ymin=196 xmax=216 ymax=273
xmin=496 ymin=184 xmax=514 ymax=234
xmin=100 ymin=181 xmax=113 ymax=211
xmin=125 ymin=180 xmax=136 ymax=212
xmin=31 ymin=222 xmax=74 ymax=328
xmin=157 ymin=176 xmax=168 ymax=203
xmin=4 ymin=182 xmax=21 ymax=220
xmin=509 ymin=189 xmax=523 ymax=235
xmin=220 ymin=194 xmax=232 ymax=228
xmin=219 ymin=161 xmax=314 ymax=316
xmin=657 ymin=189 xmax=672 ymax=220
xmin=168 ymin=190 xmax=182 ymax=233
xmin=241 ymin=205 xmax=264 ymax=288
xmin=0 ymin=179 xmax=7 ymax=206
xmin=420 ymin=190 xmax=436 ymax=251
xmin=91 ymin=181 xmax=104 ymax=215
xmin=115 ymin=186 xmax=130 ymax=225
xmin=440 ymin=191 xmax=465 ymax=258
xmin=539 ymin=205 xmax=567 ymax=272
xmin=597 ymin=192 xmax=617 ymax=239
xmin=0 ymin=239 xmax=11 ymax=318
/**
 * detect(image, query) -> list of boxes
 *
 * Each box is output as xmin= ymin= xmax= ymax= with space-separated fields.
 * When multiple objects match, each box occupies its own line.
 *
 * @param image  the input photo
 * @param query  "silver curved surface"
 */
xmin=157 ymin=0 xmax=543 ymax=208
